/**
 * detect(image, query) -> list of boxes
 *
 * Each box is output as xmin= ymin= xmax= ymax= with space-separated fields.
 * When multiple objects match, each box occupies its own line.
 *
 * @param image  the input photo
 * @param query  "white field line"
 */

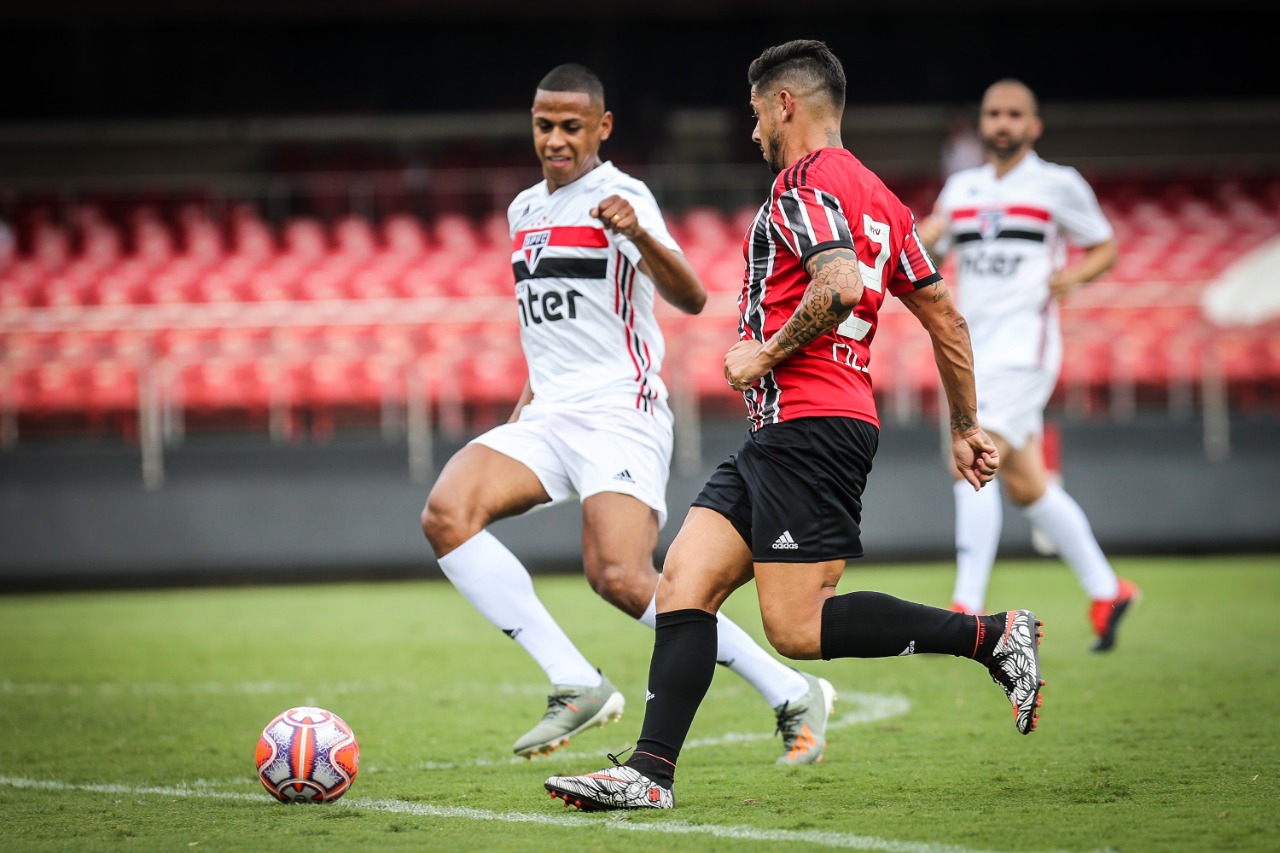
xmin=0 ymin=680 xmax=911 ymax=772
xmin=0 ymin=775 xmax=1074 ymax=853
xmin=406 ymin=690 xmax=912 ymax=771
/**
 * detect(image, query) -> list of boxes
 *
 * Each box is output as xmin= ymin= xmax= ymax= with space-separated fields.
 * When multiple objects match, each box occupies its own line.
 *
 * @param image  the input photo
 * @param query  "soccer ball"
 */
xmin=255 ymin=706 xmax=360 ymax=803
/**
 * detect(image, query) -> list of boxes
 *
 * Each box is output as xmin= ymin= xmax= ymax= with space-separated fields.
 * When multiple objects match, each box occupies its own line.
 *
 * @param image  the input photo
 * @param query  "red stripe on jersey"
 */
xmin=511 ymin=225 xmax=609 ymax=250
xmin=614 ymin=253 xmax=644 ymax=382
xmin=951 ymin=205 xmax=1051 ymax=222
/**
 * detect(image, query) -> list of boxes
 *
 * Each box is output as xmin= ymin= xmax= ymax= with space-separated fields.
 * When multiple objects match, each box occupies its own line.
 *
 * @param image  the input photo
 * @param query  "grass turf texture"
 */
xmin=2 ymin=555 xmax=1277 ymax=852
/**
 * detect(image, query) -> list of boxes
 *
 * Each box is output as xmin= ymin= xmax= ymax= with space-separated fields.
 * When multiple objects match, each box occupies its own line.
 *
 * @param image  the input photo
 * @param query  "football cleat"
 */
xmin=513 ymin=671 xmax=625 ymax=758
xmin=984 ymin=609 xmax=1044 ymax=735
xmin=545 ymin=763 xmax=673 ymax=811
xmin=774 ymin=673 xmax=836 ymax=765
xmin=1090 ymin=578 xmax=1141 ymax=653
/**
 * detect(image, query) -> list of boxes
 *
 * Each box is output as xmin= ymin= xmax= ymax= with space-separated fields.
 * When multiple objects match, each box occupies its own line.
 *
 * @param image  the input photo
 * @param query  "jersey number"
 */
xmin=835 ymin=215 xmax=890 ymax=341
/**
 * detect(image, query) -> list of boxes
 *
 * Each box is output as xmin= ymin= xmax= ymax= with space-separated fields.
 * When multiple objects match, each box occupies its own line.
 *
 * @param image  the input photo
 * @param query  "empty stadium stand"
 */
xmin=3 ymin=172 xmax=1279 ymax=467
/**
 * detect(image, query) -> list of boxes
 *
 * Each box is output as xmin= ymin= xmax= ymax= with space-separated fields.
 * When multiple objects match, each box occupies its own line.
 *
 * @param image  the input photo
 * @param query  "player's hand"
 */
xmin=593 ymin=195 xmax=642 ymax=240
xmin=724 ymin=340 xmax=776 ymax=391
xmin=953 ymin=427 xmax=1000 ymax=490
xmin=1047 ymin=270 xmax=1079 ymax=301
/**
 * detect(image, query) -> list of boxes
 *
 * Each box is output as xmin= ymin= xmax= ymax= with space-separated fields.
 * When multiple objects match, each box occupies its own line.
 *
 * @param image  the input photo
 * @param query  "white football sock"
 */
xmin=952 ymin=478 xmax=1003 ymax=613
xmin=436 ymin=530 xmax=600 ymax=687
xmin=639 ymin=592 xmax=807 ymax=708
xmin=1021 ymin=482 xmax=1120 ymax=600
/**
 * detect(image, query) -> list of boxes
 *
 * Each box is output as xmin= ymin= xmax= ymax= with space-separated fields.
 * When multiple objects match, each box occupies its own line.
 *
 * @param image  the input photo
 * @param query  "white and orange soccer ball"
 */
xmin=255 ymin=706 xmax=360 ymax=803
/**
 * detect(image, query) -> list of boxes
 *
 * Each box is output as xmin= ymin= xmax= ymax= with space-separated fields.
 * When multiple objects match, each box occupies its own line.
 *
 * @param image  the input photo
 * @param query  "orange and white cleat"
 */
xmin=1090 ymin=578 xmax=1141 ymax=653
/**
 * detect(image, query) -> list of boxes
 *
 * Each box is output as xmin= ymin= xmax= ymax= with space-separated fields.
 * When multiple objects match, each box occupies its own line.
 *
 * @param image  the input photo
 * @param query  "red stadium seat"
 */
xmin=168 ymin=359 xmax=293 ymax=436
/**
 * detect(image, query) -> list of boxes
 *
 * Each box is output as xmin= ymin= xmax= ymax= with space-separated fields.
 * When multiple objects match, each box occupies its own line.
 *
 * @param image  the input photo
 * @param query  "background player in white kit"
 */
xmin=420 ymin=63 xmax=835 ymax=763
xmin=917 ymin=79 xmax=1139 ymax=652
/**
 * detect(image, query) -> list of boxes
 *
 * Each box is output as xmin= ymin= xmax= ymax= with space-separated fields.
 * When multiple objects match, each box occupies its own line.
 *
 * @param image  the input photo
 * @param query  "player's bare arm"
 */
xmin=900 ymin=280 xmax=999 ymax=488
xmin=1048 ymin=236 xmax=1118 ymax=300
xmin=724 ymin=247 xmax=863 ymax=390
xmin=915 ymin=213 xmax=948 ymax=255
xmin=593 ymin=194 xmax=706 ymax=315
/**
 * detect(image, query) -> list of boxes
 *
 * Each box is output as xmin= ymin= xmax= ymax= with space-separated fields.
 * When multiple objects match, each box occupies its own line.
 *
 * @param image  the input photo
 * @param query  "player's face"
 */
xmin=750 ymin=87 xmax=786 ymax=174
xmin=978 ymin=83 xmax=1042 ymax=162
xmin=531 ymin=89 xmax=612 ymax=190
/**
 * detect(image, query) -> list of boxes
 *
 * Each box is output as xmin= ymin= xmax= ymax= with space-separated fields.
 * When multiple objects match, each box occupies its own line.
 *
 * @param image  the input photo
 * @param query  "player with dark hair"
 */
xmin=544 ymin=41 xmax=1044 ymax=811
xmin=421 ymin=62 xmax=836 ymax=765
xmin=916 ymin=79 xmax=1139 ymax=652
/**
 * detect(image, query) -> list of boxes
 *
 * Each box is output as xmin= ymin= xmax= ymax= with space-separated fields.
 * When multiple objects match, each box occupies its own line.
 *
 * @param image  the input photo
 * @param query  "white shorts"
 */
xmin=470 ymin=401 xmax=673 ymax=528
xmin=975 ymin=367 xmax=1057 ymax=451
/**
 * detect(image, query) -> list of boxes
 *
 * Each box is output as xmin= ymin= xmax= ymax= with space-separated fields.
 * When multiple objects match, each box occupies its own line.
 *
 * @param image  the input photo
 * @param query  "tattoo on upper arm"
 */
xmin=912 ymin=281 xmax=951 ymax=304
xmin=775 ymin=251 xmax=864 ymax=355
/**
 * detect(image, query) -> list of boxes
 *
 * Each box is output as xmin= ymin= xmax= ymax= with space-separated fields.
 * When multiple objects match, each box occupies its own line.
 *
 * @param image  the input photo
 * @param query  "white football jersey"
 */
xmin=507 ymin=162 xmax=681 ymax=420
xmin=931 ymin=151 xmax=1113 ymax=372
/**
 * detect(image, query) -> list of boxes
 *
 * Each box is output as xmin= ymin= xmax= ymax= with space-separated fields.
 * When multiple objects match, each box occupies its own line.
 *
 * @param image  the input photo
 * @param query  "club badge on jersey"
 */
xmin=978 ymin=210 xmax=1003 ymax=241
xmin=522 ymin=230 xmax=552 ymax=273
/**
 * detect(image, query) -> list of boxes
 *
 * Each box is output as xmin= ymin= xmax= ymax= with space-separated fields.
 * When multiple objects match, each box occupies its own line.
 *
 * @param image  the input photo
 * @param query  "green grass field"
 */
xmin=3 ymin=554 xmax=1278 ymax=852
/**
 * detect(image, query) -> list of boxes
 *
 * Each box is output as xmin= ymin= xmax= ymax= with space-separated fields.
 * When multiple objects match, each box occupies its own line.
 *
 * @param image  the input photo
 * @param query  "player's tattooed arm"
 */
xmin=771 ymin=248 xmax=865 ymax=357
xmin=900 ymin=277 xmax=999 ymax=486
xmin=950 ymin=405 xmax=977 ymax=435
xmin=726 ymin=247 xmax=865 ymax=389
xmin=901 ymin=279 xmax=982 ymax=433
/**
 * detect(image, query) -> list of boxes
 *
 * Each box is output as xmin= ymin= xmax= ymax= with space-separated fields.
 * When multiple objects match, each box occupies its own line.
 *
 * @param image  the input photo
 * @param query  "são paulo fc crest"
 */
xmin=978 ymin=210 xmax=1003 ymax=241
xmin=522 ymin=229 xmax=552 ymax=272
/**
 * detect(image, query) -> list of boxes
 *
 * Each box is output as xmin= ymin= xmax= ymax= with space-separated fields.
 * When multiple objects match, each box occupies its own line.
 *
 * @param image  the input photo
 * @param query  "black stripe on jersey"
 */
xmin=797 ymin=150 xmax=818 ymax=187
xmin=955 ymin=230 xmax=1046 ymax=244
xmin=781 ymin=151 xmax=820 ymax=191
xmin=744 ymin=201 xmax=783 ymax=429
xmin=820 ymin=190 xmax=854 ymax=240
xmin=778 ymin=192 xmax=814 ymax=256
xmin=745 ymin=203 xmax=772 ymax=344
xmin=513 ymin=257 xmax=608 ymax=281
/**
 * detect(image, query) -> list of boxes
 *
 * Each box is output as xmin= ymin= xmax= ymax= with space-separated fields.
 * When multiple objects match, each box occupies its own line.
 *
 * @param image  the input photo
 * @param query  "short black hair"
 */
xmin=748 ymin=39 xmax=846 ymax=111
xmin=537 ymin=63 xmax=606 ymax=108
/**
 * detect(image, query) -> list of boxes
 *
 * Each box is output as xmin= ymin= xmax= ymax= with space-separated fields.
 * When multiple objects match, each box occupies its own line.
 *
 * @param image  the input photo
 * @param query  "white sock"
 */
xmin=639 ymin=592 xmax=808 ymax=709
xmin=953 ymin=478 xmax=1003 ymax=613
xmin=437 ymin=530 xmax=600 ymax=687
xmin=1021 ymin=482 xmax=1120 ymax=601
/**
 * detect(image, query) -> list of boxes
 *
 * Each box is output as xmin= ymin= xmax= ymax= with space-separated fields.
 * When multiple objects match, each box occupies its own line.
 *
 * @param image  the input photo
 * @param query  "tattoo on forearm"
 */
xmin=950 ymin=405 xmax=976 ymax=434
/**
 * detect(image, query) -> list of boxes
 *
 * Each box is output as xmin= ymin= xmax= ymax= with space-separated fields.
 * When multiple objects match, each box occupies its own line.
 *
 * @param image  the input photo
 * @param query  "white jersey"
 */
xmin=507 ymin=161 xmax=681 ymax=420
xmin=931 ymin=151 xmax=1113 ymax=373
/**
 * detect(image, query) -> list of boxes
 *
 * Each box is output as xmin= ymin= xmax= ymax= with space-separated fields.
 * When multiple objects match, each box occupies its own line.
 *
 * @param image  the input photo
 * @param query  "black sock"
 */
xmin=626 ymin=608 xmax=718 ymax=788
xmin=820 ymin=591 xmax=1003 ymax=659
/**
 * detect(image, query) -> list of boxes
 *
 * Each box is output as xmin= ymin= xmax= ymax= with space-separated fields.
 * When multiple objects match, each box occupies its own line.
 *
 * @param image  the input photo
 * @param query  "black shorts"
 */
xmin=691 ymin=416 xmax=878 ymax=563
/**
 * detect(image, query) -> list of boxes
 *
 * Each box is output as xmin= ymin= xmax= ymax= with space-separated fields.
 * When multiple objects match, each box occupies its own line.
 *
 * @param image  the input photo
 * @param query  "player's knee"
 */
xmin=1003 ymin=477 xmax=1044 ymax=507
xmin=420 ymin=489 xmax=479 ymax=556
xmin=762 ymin=620 xmax=822 ymax=661
xmin=585 ymin=558 xmax=656 ymax=617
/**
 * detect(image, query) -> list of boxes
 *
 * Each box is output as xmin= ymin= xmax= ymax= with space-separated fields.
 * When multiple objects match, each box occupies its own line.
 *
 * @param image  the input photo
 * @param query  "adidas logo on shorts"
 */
xmin=772 ymin=530 xmax=800 ymax=550
xmin=613 ymin=469 xmax=635 ymax=483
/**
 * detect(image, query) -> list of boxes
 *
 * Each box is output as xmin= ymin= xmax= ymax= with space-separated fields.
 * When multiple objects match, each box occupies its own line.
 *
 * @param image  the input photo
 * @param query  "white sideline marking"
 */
xmin=0 ymin=680 xmax=910 ymax=772
xmin=0 ymin=775 xmax=1047 ymax=853
xmin=405 ymin=690 xmax=912 ymax=771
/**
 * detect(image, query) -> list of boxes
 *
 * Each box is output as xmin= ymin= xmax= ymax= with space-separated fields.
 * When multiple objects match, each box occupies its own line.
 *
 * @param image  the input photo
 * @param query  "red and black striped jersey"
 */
xmin=737 ymin=147 xmax=941 ymax=430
